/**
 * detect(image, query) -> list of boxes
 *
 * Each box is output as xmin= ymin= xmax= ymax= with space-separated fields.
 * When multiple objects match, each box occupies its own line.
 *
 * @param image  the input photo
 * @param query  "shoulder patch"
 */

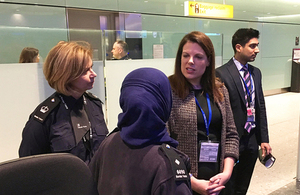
xmin=160 ymin=143 xmax=189 ymax=181
xmin=33 ymin=93 xmax=60 ymax=123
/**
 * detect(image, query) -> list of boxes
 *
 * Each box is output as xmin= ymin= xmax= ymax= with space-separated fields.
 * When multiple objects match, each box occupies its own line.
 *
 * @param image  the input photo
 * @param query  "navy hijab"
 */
xmin=118 ymin=68 xmax=178 ymax=148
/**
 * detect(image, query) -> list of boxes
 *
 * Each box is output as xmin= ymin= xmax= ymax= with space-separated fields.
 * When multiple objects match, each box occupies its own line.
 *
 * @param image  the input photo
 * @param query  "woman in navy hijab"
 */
xmin=89 ymin=68 xmax=192 ymax=195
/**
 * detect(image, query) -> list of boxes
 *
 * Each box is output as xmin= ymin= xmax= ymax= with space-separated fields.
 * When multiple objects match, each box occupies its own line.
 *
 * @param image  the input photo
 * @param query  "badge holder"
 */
xmin=199 ymin=140 xmax=219 ymax=163
xmin=247 ymin=107 xmax=255 ymax=123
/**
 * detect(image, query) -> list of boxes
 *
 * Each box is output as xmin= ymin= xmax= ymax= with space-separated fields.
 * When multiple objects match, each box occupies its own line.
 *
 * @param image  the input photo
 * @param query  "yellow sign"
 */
xmin=184 ymin=1 xmax=233 ymax=18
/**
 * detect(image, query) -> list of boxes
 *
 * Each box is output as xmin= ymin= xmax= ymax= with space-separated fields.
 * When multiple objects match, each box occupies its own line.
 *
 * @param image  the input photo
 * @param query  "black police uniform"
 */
xmin=19 ymin=92 xmax=108 ymax=164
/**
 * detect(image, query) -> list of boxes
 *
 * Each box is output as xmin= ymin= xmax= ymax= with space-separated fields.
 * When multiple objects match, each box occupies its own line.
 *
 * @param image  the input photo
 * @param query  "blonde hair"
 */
xmin=43 ymin=41 xmax=92 ymax=96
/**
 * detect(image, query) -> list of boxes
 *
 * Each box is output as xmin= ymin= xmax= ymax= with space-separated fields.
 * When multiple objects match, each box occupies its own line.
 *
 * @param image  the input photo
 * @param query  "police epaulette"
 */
xmin=160 ymin=143 xmax=189 ymax=181
xmin=33 ymin=93 xmax=61 ymax=123
xmin=84 ymin=92 xmax=103 ymax=103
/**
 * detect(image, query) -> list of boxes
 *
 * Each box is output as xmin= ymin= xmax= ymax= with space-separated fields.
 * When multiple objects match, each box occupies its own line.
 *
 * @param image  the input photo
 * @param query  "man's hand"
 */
xmin=261 ymin=143 xmax=272 ymax=157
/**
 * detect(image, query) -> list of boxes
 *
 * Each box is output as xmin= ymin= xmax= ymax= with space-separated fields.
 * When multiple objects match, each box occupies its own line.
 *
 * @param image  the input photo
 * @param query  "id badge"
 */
xmin=247 ymin=107 xmax=255 ymax=123
xmin=199 ymin=141 xmax=219 ymax=163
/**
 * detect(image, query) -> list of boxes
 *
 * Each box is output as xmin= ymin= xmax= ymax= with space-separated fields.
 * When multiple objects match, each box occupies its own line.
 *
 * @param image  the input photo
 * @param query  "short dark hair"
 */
xmin=116 ymin=40 xmax=129 ymax=53
xmin=232 ymin=28 xmax=260 ymax=53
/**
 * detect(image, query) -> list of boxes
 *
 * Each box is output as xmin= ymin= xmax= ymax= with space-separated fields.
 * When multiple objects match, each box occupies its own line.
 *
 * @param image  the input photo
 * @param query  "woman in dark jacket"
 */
xmin=19 ymin=41 xmax=108 ymax=164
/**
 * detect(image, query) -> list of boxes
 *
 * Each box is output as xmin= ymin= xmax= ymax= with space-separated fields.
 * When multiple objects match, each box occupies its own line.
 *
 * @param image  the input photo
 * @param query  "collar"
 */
xmin=120 ymin=54 xmax=130 ymax=60
xmin=233 ymin=57 xmax=248 ymax=71
xmin=58 ymin=93 xmax=83 ymax=110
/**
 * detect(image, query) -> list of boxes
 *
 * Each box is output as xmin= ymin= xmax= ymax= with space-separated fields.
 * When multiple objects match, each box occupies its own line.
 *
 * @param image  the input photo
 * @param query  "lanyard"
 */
xmin=240 ymin=71 xmax=253 ymax=104
xmin=195 ymin=93 xmax=212 ymax=139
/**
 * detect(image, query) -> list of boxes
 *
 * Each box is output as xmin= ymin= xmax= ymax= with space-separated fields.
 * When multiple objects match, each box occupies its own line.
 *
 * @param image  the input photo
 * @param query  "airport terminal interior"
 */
xmin=247 ymin=92 xmax=300 ymax=195
xmin=1 ymin=0 xmax=300 ymax=194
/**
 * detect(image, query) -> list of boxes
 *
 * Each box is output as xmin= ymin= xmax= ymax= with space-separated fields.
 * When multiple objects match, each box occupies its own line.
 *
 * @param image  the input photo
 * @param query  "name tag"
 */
xmin=199 ymin=141 xmax=219 ymax=163
xmin=247 ymin=107 xmax=255 ymax=123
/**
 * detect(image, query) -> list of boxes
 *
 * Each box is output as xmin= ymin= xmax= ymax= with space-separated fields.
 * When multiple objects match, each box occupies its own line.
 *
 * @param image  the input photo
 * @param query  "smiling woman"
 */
xmin=19 ymin=41 xmax=108 ymax=164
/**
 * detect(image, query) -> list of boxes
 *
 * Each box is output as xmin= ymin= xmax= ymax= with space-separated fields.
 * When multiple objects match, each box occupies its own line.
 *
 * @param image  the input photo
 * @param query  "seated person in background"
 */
xmin=89 ymin=67 xmax=192 ymax=195
xmin=19 ymin=47 xmax=40 ymax=63
xmin=19 ymin=41 xmax=108 ymax=164
xmin=111 ymin=40 xmax=131 ymax=60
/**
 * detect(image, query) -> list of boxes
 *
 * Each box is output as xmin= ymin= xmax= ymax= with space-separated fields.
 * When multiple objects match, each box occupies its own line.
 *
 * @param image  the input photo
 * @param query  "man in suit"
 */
xmin=216 ymin=28 xmax=272 ymax=195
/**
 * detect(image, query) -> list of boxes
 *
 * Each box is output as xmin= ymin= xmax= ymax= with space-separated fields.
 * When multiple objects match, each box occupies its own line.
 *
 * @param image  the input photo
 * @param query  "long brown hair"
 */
xmin=168 ymin=31 xmax=223 ymax=102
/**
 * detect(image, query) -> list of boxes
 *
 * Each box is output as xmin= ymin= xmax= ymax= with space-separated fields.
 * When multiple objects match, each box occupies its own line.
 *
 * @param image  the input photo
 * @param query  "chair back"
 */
xmin=0 ymin=153 xmax=98 ymax=195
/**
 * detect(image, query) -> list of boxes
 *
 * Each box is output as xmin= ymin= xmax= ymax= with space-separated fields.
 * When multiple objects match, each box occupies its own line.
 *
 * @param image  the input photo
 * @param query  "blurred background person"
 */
xmin=19 ymin=41 xmax=108 ymax=164
xmin=111 ymin=40 xmax=131 ymax=60
xmin=167 ymin=31 xmax=239 ymax=195
xmin=19 ymin=47 xmax=40 ymax=63
xmin=89 ymin=68 xmax=192 ymax=195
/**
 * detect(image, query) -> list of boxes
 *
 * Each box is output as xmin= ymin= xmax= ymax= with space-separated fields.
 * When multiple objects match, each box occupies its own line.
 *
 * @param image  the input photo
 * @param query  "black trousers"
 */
xmin=223 ymin=133 xmax=259 ymax=195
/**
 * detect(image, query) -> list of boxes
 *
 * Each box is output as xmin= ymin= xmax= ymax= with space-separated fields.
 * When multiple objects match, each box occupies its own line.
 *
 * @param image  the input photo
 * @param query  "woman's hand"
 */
xmin=191 ymin=157 xmax=236 ymax=194
xmin=191 ymin=175 xmax=225 ymax=195
xmin=209 ymin=157 xmax=235 ymax=187
xmin=209 ymin=172 xmax=231 ymax=187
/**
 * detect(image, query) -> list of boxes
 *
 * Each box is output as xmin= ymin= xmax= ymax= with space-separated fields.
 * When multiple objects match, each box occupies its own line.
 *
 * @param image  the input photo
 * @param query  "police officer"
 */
xmin=19 ymin=41 xmax=108 ymax=164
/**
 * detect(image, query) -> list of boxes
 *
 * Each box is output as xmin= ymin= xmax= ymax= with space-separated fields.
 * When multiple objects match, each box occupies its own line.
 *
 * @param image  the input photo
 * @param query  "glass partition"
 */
xmin=0 ymin=26 xmax=107 ymax=64
xmin=0 ymin=26 xmax=68 ymax=64
xmin=69 ymin=28 xmax=104 ymax=61
xmin=0 ymin=27 xmax=105 ymax=163
xmin=5 ymin=0 xmax=300 ymax=25
xmin=103 ymin=30 xmax=223 ymax=130
xmin=0 ymin=27 xmax=294 ymax=162
xmin=103 ymin=30 xmax=223 ymax=64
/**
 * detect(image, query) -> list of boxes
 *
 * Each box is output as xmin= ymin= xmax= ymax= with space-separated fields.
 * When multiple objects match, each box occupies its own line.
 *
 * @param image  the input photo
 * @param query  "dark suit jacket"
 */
xmin=216 ymin=58 xmax=269 ymax=145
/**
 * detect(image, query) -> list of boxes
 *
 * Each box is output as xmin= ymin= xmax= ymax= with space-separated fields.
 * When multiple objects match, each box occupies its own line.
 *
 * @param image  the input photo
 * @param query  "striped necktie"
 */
xmin=242 ymin=66 xmax=252 ymax=133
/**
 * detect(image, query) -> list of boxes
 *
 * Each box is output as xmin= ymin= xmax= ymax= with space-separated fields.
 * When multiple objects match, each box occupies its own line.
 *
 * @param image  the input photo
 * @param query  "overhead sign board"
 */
xmin=184 ymin=1 xmax=233 ymax=19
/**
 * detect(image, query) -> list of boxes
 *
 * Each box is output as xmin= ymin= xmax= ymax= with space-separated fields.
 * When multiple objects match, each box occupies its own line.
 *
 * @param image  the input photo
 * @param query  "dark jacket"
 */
xmin=19 ymin=92 xmax=108 ymax=163
xmin=89 ymin=131 xmax=192 ymax=195
xmin=216 ymin=58 xmax=269 ymax=144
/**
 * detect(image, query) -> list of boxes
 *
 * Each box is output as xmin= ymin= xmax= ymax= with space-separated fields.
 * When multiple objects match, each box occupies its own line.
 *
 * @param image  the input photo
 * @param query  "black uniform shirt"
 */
xmin=19 ymin=92 xmax=108 ymax=164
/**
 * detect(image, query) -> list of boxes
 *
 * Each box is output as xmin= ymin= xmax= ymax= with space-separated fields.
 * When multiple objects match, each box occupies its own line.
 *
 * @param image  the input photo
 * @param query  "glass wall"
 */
xmin=0 ymin=26 xmax=67 ymax=64
xmin=1 ymin=1 xmax=300 ymax=91
xmin=103 ymin=30 xmax=223 ymax=62
xmin=0 ymin=3 xmax=67 ymax=63
xmin=1 ymin=0 xmax=300 ymax=162
xmin=103 ymin=30 xmax=223 ymax=130
xmin=0 ymin=27 xmax=222 ymax=161
xmin=3 ymin=0 xmax=300 ymax=24
xmin=113 ymin=13 xmax=300 ymax=91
